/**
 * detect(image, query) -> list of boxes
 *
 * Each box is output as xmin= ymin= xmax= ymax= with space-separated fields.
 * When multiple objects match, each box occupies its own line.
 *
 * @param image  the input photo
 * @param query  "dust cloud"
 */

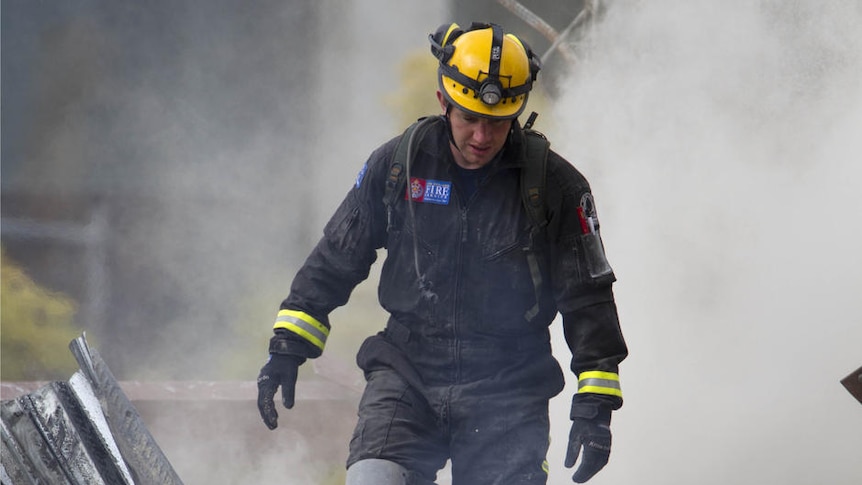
xmin=545 ymin=1 xmax=862 ymax=484
xmin=5 ymin=0 xmax=861 ymax=484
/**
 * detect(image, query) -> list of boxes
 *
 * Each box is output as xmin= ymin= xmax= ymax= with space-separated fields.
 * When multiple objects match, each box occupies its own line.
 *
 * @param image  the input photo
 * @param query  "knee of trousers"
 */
xmin=346 ymin=459 xmax=409 ymax=485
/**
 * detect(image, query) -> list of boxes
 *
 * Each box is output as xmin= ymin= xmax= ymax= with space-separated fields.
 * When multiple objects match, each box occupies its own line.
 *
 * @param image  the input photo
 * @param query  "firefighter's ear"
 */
xmin=436 ymin=91 xmax=449 ymax=113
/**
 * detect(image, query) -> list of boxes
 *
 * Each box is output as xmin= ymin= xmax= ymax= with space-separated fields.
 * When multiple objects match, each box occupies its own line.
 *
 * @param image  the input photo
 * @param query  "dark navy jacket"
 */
xmin=280 ymin=118 xmax=627 ymax=408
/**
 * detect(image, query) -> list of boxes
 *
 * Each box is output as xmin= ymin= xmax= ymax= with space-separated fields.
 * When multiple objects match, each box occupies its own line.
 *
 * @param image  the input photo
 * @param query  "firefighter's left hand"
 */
xmin=565 ymin=414 xmax=612 ymax=483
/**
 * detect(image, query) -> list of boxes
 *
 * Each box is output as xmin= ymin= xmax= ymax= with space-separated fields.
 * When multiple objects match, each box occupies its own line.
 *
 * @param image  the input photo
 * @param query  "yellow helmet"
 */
xmin=430 ymin=22 xmax=540 ymax=120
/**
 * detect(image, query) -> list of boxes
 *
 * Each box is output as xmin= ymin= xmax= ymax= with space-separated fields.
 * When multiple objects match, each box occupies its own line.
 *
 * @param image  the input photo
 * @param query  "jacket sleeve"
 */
xmin=563 ymin=298 xmax=627 ymax=413
xmin=548 ymin=154 xmax=628 ymax=412
xmin=272 ymin=139 xmax=398 ymax=358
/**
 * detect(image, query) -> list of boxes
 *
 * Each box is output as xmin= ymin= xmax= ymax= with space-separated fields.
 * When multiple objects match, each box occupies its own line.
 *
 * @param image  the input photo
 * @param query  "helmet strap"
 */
xmin=442 ymin=103 xmax=463 ymax=155
xmin=438 ymin=59 xmax=532 ymax=104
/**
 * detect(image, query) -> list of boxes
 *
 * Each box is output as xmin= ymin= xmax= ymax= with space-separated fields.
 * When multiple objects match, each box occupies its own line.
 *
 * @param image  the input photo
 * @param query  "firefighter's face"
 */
xmin=438 ymin=91 xmax=512 ymax=169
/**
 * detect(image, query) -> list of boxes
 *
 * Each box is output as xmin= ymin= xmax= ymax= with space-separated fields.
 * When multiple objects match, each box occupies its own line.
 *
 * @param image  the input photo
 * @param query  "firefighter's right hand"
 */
xmin=257 ymin=353 xmax=304 ymax=429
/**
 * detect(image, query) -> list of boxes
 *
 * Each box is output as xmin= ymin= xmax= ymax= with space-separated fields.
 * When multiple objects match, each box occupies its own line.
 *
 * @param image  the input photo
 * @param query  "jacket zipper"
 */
xmin=452 ymin=206 xmax=469 ymax=383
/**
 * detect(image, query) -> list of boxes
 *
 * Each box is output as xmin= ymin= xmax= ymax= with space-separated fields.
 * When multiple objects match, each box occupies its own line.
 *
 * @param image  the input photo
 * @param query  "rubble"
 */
xmin=1 ymin=334 xmax=183 ymax=485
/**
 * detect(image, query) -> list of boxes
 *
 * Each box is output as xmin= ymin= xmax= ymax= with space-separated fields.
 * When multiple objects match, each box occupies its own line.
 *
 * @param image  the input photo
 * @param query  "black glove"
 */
xmin=565 ymin=406 xmax=612 ymax=483
xmin=257 ymin=347 xmax=305 ymax=430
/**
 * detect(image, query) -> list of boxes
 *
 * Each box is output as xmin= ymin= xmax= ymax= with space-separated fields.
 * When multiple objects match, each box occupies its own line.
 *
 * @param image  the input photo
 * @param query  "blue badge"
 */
xmin=355 ymin=162 xmax=368 ymax=188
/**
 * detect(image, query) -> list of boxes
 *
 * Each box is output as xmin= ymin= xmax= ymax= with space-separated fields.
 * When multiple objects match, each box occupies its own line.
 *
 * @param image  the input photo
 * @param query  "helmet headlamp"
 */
xmin=479 ymin=80 xmax=502 ymax=105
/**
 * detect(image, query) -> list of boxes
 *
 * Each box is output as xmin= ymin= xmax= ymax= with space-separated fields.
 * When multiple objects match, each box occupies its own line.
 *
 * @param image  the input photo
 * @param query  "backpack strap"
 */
xmin=520 ymin=128 xmax=550 ymax=232
xmin=519 ymin=125 xmax=551 ymax=322
xmin=384 ymin=116 xmax=443 ymax=232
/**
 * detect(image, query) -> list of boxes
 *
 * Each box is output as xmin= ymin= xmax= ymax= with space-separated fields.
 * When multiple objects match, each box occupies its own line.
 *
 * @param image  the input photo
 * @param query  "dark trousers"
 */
xmin=347 ymin=368 xmax=552 ymax=485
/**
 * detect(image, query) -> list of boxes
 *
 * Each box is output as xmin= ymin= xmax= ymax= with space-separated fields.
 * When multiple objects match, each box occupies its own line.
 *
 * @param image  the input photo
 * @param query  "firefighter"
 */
xmin=257 ymin=22 xmax=628 ymax=485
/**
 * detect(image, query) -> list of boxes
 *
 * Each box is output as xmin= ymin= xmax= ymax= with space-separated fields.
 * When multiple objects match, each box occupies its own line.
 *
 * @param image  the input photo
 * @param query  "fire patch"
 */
xmin=406 ymin=178 xmax=452 ymax=205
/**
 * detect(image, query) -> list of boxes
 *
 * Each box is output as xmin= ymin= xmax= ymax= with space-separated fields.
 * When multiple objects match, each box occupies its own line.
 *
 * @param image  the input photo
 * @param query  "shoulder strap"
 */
xmin=520 ymin=128 xmax=550 ymax=231
xmin=519 ymin=126 xmax=551 ymax=322
xmin=384 ymin=116 xmax=442 ymax=232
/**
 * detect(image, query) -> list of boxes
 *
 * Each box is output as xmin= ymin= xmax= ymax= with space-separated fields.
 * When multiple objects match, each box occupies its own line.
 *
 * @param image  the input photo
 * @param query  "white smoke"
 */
xmin=11 ymin=1 xmax=860 ymax=483
xmin=545 ymin=1 xmax=862 ymax=483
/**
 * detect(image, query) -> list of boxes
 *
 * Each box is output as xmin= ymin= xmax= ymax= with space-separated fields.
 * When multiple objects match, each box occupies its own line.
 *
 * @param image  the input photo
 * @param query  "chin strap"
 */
xmin=441 ymin=103 xmax=463 ymax=156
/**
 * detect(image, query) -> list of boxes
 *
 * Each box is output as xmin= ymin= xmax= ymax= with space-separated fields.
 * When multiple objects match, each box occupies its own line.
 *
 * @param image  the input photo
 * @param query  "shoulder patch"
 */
xmin=577 ymin=193 xmax=600 ymax=234
xmin=355 ymin=162 xmax=368 ymax=188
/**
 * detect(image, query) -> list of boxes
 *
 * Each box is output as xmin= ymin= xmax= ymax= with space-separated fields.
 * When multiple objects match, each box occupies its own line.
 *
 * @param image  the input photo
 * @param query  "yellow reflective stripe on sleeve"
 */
xmin=273 ymin=309 xmax=329 ymax=351
xmin=577 ymin=370 xmax=622 ymax=398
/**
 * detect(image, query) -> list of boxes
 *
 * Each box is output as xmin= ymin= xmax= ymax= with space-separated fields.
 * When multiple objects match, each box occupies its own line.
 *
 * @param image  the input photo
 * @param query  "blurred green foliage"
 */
xmin=386 ymin=48 xmax=441 ymax=129
xmin=1 ymin=246 xmax=83 ymax=381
